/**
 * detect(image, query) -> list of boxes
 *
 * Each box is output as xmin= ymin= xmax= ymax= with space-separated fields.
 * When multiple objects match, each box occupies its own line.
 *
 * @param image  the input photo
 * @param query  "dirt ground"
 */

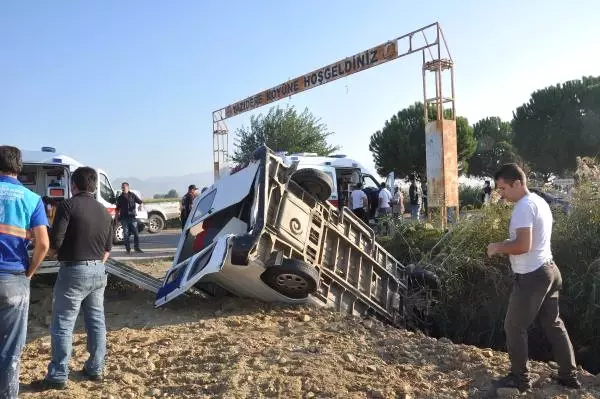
xmin=18 ymin=261 xmax=600 ymax=399
xmin=123 ymin=259 xmax=172 ymax=280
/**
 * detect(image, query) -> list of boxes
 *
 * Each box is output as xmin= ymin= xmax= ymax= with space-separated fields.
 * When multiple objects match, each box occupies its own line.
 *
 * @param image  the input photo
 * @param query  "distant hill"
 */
xmin=112 ymin=171 xmax=213 ymax=199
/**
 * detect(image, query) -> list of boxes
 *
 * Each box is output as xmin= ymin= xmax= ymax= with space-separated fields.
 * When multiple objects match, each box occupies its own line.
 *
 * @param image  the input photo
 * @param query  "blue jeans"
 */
xmin=121 ymin=217 xmax=140 ymax=251
xmin=411 ymin=204 xmax=421 ymax=220
xmin=46 ymin=262 xmax=107 ymax=383
xmin=0 ymin=274 xmax=29 ymax=399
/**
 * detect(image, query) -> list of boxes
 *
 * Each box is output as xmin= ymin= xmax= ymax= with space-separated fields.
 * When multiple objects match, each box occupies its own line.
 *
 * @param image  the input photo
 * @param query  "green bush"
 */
xmin=459 ymin=184 xmax=483 ymax=209
xmin=410 ymin=189 xmax=600 ymax=372
xmin=378 ymin=222 xmax=445 ymax=266
xmin=551 ymin=184 xmax=600 ymax=371
xmin=425 ymin=205 xmax=514 ymax=348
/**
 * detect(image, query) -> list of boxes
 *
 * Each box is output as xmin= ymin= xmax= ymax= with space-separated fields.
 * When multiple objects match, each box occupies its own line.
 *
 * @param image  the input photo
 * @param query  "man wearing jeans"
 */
xmin=408 ymin=174 xmax=422 ymax=221
xmin=32 ymin=167 xmax=113 ymax=391
xmin=487 ymin=163 xmax=580 ymax=392
xmin=0 ymin=146 xmax=49 ymax=398
xmin=115 ymin=182 xmax=143 ymax=253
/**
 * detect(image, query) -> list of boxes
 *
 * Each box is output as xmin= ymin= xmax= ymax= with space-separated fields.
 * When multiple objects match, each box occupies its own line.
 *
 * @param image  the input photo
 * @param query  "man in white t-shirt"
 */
xmin=350 ymin=183 xmax=368 ymax=223
xmin=377 ymin=182 xmax=392 ymax=216
xmin=487 ymin=163 xmax=580 ymax=392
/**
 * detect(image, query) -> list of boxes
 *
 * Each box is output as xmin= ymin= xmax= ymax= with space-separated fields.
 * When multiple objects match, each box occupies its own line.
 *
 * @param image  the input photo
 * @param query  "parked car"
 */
xmin=144 ymin=200 xmax=181 ymax=233
xmin=155 ymin=146 xmax=409 ymax=326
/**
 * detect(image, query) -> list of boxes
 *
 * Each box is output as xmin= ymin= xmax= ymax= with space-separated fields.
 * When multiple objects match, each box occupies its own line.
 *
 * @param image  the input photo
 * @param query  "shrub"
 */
xmin=378 ymin=222 xmax=445 ymax=267
xmin=372 ymin=183 xmax=600 ymax=372
xmin=424 ymin=204 xmax=514 ymax=348
xmin=459 ymin=185 xmax=484 ymax=209
xmin=551 ymin=183 xmax=600 ymax=371
xmin=420 ymin=188 xmax=600 ymax=373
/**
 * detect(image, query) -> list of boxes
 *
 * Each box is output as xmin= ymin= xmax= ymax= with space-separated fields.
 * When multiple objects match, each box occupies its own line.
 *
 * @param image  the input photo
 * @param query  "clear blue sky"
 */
xmin=1 ymin=0 xmax=598 ymax=180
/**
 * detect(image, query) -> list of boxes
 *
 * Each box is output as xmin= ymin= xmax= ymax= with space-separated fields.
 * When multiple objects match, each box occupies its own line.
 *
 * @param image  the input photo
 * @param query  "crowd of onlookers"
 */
xmin=348 ymin=173 xmax=427 ymax=223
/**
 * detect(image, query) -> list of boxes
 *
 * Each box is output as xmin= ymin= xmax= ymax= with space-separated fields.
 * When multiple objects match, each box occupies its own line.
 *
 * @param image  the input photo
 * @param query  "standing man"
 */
xmin=0 ymin=146 xmax=49 ymax=398
xmin=377 ymin=182 xmax=392 ymax=216
xmin=180 ymin=184 xmax=198 ymax=230
xmin=482 ymin=180 xmax=492 ymax=206
xmin=408 ymin=174 xmax=422 ymax=221
xmin=487 ymin=163 xmax=580 ymax=392
xmin=116 ymin=182 xmax=143 ymax=253
xmin=392 ymin=186 xmax=404 ymax=219
xmin=32 ymin=167 xmax=113 ymax=391
xmin=349 ymin=183 xmax=368 ymax=223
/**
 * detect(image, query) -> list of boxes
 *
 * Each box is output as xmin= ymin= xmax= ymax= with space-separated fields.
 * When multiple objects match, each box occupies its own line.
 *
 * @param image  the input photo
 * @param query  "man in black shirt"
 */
xmin=482 ymin=180 xmax=492 ymax=205
xmin=409 ymin=173 xmax=422 ymax=221
xmin=180 ymin=184 xmax=198 ymax=230
xmin=115 ymin=182 xmax=143 ymax=253
xmin=32 ymin=167 xmax=112 ymax=391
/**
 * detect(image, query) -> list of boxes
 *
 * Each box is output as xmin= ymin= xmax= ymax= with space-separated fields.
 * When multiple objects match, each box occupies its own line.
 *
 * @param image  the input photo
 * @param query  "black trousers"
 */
xmin=352 ymin=208 xmax=368 ymax=223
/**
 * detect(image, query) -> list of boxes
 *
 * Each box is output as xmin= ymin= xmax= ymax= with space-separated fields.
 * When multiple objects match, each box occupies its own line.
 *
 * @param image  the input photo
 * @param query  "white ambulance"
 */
xmin=280 ymin=152 xmax=394 ymax=217
xmin=20 ymin=147 xmax=148 ymax=272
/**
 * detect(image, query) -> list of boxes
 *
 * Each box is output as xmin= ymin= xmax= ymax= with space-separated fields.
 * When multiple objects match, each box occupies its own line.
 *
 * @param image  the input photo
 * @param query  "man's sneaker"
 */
xmin=81 ymin=367 xmax=103 ymax=382
xmin=30 ymin=379 xmax=67 ymax=391
xmin=134 ymin=248 xmax=143 ymax=253
xmin=553 ymin=374 xmax=581 ymax=389
xmin=492 ymin=372 xmax=539 ymax=392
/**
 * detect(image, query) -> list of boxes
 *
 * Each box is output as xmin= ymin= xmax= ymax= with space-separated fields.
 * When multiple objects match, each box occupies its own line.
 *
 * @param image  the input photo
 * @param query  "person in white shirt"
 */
xmin=392 ymin=186 xmax=404 ymax=219
xmin=377 ymin=182 xmax=392 ymax=216
xmin=349 ymin=183 xmax=368 ymax=223
xmin=487 ymin=163 xmax=580 ymax=392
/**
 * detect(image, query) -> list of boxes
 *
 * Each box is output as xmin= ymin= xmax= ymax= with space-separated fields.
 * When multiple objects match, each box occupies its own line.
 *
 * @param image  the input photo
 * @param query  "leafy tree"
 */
xmin=512 ymin=76 xmax=600 ymax=179
xmin=165 ymin=189 xmax=179 ymax=198
xmin=467 ymin=117 xmax=520 ymax=177
xmin=369 ymin=102 xmax=475 ymax=178
xmin=232 ymin=105 xmax=340 ymax=164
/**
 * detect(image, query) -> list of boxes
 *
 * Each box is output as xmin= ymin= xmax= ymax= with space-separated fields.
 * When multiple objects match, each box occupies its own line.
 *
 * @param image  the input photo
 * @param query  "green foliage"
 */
xmin=456 ymin=116 xmax=477 ymax=173
xmin=369 ymin=103 xmax=476 ymax=179
xmin=232 ymin=105 xmax=340 ymax=164
xmin=458 ymin=185 xmax=483 ymax=209
xmin=467 ymin=117 xmax=520 ymax=177
xmin=165 ymin=189 xmax=179 ymax=198
xmin=390 ymin=191 xmax=600 ymax=371
xmin=551 ymin=183 xmax=600 ymax=367
xmin=512 ymin=76 xmax=600 ymax=178
xmin=377 ymin=222 xmax=445 ymax=266
xmin=153 ymin=189 xmax=179 ymax=199
xmin=425 ymin=204 xmax=514 ymax=348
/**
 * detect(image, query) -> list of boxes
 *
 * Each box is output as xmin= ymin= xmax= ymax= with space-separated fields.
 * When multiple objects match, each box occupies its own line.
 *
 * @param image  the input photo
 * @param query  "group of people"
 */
xmin=0 ymin=143 xmax=583 ymax=397
xmin=349 ymin=173 xmax=426 ymax=223
xmin=1 ymin=145 xmax=113 ymax=396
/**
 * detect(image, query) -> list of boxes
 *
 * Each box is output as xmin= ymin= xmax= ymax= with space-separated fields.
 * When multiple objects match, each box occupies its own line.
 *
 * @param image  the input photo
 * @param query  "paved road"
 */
xmin=112 ymin=228 xmax=181 ymax=261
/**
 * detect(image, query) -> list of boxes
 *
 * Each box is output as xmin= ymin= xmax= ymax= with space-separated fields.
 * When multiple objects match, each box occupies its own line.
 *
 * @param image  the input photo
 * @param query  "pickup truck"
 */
xmin=144 ymin=200 xmax=181 ymax=233
xmin=155 ymin=146 xmax=409 ymax=326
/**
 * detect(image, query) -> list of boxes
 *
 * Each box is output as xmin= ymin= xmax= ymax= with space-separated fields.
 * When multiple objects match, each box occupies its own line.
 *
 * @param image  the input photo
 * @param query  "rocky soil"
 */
xmin=18 ymin=263 xmax=600 ymax=399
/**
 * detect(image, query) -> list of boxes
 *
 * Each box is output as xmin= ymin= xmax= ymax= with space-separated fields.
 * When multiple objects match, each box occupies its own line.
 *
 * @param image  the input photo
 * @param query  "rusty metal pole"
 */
xmin=422 ymin=50 xmax=428 ymax=123
xmin=422 ymin=51 xmax=430 ymax=222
